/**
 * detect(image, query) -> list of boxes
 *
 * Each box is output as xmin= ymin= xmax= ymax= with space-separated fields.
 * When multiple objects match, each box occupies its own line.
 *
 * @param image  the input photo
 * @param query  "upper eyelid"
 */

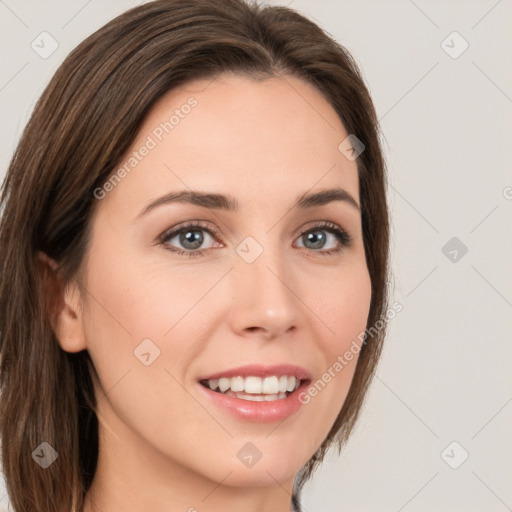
xmin=159 ymin=221 xmax=220 ymax=242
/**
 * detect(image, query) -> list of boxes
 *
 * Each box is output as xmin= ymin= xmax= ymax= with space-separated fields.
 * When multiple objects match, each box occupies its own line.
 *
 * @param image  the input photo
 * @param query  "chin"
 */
xmin=220 ymin=463 xmax=298 ymax=488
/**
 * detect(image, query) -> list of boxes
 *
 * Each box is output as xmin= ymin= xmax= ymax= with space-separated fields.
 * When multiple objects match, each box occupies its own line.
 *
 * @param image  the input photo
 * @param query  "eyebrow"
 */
xmin=136 ymin=186 xmax=360 ymax=220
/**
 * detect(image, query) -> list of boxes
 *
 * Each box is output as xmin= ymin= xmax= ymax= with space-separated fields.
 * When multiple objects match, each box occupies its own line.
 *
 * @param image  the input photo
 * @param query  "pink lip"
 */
xmin=198 ymin=364 xmax=312 ymax=381
xmin=197 ymin=378 xmax=311 ymax=423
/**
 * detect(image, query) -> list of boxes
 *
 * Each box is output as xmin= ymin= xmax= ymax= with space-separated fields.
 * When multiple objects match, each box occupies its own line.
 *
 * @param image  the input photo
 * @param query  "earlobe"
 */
xmin=35 ymin=251 xmax=87 ymax=353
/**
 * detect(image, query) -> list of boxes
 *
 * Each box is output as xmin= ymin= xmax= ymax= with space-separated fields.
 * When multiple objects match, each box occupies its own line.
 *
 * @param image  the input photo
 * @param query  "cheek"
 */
xmin=299 ymin=261 xmax=372 ymax=435
xmin=81 ymin=241 xmax=209 ymax=340
xmin=307 ymin=258 xmax=372 ymax=352
xmin=79 ymin=252 xmax=219 ymax=459
xmin=80 ymin=243 xmax=230 ymax=402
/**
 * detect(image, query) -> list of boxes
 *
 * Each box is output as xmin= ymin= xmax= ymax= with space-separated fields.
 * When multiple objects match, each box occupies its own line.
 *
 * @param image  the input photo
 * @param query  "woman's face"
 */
xmin=72 ymin=73 xmax=371 ymax=494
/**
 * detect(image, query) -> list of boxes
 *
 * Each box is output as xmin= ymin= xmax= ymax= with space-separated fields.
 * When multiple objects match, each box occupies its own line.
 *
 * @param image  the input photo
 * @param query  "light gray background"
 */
xmin=1 ymin=1 xmax=511 ymax=511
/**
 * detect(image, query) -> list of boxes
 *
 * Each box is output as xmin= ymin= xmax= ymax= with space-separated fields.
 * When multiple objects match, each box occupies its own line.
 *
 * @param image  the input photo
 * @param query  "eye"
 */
xmin=294 ymin=221 xmax=352 ymax=255
xmin=158 ymin=220 xmax=352 ymax=257
xmin=159 ymin=221 xmax=221 ymax=257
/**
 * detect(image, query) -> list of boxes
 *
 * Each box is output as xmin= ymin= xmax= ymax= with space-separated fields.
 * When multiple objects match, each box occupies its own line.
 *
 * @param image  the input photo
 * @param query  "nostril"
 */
xmin=247 ymin=327 xmax=261 ymax=332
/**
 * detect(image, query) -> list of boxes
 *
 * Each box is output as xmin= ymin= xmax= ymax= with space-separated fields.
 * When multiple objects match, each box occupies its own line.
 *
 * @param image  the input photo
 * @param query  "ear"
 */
xmin=35 ymin=251 xmax=87 ymax=353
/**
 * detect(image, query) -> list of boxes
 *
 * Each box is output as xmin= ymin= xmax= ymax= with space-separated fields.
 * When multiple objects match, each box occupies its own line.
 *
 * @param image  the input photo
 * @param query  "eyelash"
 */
xmin=158 ymin=220 xmax=352 ymax=258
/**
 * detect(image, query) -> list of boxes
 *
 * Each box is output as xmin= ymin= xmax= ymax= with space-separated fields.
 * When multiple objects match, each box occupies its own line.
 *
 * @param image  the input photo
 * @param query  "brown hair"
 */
xmin=0 ymin=0 xmax=389 ymax=510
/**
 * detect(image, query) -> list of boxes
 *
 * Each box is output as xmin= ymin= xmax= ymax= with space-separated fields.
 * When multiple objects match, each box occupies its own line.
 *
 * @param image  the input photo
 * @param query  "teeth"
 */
xmin=230 ymin=376 xmax=244 ymax=392
xmin=218 ymin=377 xmax=230 ymax=393
xmin=239 ymin=393 xmax=265 ymax=401
xmin=286 ymin=376 xmax=297 ymax=392
xmin=245 ymin=376 xmax=262 ymax=394
xmin=262 ymin=376 xmax=279 ymax=394
xmin=221 ymin=390 xmax=289 ymax=402
xmin=206 ymin=375 xmax=302 ymax=395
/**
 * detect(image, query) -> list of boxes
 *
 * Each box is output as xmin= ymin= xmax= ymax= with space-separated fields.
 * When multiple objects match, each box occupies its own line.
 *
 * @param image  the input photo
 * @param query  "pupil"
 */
xmin=305 ymin=231 xmax=325 ymax=249
xmin=181 ymin=230 xmax=203 ymax=250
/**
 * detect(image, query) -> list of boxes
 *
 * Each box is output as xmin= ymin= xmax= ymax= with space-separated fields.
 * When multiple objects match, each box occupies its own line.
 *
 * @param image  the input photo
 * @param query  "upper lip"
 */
xmin=199 ymin=364 xmax=312 ymax=382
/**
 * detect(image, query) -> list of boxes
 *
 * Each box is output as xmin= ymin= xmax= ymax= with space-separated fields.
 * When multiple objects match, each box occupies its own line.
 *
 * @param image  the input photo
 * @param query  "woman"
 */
xmin=0 ymin=1 xmax=390 ymax=511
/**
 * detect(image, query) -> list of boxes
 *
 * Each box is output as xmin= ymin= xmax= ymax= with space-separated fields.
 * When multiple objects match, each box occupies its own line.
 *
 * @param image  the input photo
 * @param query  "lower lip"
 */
xmin=197 ymin=380 xmax=310 ymax=423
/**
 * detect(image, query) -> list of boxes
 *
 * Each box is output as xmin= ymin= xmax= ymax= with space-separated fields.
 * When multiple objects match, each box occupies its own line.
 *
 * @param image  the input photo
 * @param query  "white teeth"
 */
xmin=230 ymin=376 xmax=244 ymax=392
xmin=242 ymin=394 xmax=265 ymax=401
xmin=286 ymin=376 xmax=297 ymax=392
xmin=245 ymin=376 xmax=262 ymax=394
xmin=220 ymin=390 xmax=289 ymax=402
xmin=218 ymin=377 xmax=230 ymax=393
xmin=206 ymin=375 xmax=302 ymax=396
xmin=278 ymin=375 xmax=288 ymax=393
xmin=262 ymin=376 xmax=279 ymax=394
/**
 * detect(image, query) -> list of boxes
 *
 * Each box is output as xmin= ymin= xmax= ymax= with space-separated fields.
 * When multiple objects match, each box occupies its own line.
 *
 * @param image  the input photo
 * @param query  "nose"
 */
xmin=227 ymin=241 xmax=302 ymax=340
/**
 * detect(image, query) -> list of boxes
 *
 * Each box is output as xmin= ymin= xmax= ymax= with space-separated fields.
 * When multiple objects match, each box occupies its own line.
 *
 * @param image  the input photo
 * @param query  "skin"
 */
xmin=39 ymin=73 xmax=372 ymax=512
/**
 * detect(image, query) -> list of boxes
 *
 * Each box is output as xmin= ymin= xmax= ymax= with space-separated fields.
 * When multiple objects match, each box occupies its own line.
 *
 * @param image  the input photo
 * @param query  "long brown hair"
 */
xmin=0 ymin=1 xmax=389 ymax=510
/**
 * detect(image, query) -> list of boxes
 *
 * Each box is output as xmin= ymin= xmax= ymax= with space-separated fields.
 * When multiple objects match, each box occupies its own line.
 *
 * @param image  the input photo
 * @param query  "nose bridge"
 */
xmin=238 ymin=236 xmax=289 ymax=296
xmin=228 ymin=232 xmax=300 ymax=337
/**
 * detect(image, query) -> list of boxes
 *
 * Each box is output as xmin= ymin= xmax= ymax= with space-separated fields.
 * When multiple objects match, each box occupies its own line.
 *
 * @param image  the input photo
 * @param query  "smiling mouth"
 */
xmin=199 ymin=375 xmax=305 ymax=402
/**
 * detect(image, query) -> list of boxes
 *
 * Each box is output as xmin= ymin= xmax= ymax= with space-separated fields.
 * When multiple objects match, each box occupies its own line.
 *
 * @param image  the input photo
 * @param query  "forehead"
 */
xmin=101 ymin=73 xmax=359 ymax=216
xmin=140 ymin=72 xmax=351 ymax=158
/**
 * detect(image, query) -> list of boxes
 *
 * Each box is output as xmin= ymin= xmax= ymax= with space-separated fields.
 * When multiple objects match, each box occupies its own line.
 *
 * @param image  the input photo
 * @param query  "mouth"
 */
xmin=199 ymin=374 xmax=305 ymax=402
xmin=196 ymin=364 xmax=312 ymax=422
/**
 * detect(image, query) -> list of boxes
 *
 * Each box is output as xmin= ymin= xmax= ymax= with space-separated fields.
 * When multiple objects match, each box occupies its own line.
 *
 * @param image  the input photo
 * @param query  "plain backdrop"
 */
xmin=1 ymin=1 xmax=511 ymax=511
